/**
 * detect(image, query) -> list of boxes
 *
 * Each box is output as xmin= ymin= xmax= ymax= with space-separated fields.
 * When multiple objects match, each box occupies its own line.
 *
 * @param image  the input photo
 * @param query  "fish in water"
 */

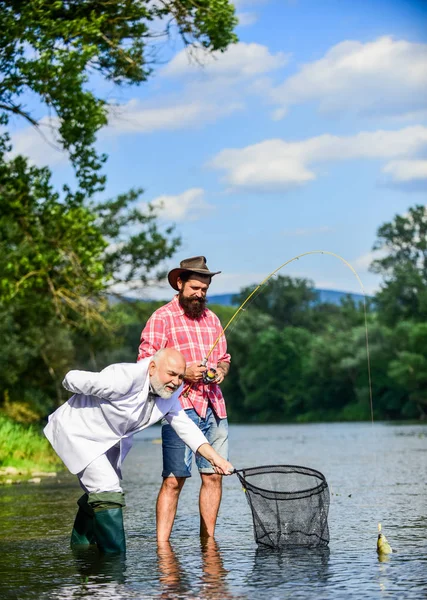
xmin=377 ymin=523 xmax=392 ymax=555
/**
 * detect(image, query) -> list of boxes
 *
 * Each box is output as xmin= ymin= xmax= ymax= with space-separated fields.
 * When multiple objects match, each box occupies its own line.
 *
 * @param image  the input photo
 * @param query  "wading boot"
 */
xmin=71 ymin=493 xmax=96 ymax=547
xmin=88 ymin=492 xmax=126 ymax=555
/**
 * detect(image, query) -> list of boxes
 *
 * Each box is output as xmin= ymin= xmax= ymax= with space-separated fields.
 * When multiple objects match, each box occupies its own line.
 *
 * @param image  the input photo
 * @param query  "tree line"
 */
xmin=0 ymin=0 xmax=237 ymax=424
xmin=1 ymin=2 xmax=426 ymax=426
xmin=61 ymin=202 xmax=426 ymax=425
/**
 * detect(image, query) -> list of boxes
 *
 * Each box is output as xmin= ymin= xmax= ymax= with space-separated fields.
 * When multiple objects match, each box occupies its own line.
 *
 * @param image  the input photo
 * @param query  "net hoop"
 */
xmin=235 ymin=465 xmax=328 ymax=501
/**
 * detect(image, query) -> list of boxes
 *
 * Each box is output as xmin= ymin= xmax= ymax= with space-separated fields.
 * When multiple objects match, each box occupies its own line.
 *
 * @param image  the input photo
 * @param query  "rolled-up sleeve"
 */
xmin=164 ymin=398 xmax=208 ymax=453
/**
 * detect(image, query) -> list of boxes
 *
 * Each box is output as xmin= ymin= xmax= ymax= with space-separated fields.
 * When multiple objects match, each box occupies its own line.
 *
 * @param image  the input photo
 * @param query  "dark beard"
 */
xmin=179 ymin=292 xmax=207 ymax=319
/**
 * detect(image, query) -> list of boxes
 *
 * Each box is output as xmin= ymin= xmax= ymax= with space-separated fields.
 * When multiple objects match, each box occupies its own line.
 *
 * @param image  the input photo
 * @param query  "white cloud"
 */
xmin=162 ymin=42 xmax=288 ymax=79
xmin=236 ymin=11 xmax=258 ymax=26
xmin=149 ymin=188 xmax=214 ymax=222
xmin=382 ymin=159 xmax=427 ymax=182
xmin=10 ymin=41 xmax=285 ymax=154
xmin=8 ymin=117 xmax=66 ymax=166
xmin=209 ymin=126 xmax=427 ymax=191
xmin=107 ymin=98 xmax=242 ymax=134
xmin=206 ymin=271 xmax=268 ymax=295
xmin=352 ymin=251 xmax=386 ymax=272
xmin=105 ymin=42 xmax=286 ymax=135
xmin=271 ymin=36 xmax=427 ymax=118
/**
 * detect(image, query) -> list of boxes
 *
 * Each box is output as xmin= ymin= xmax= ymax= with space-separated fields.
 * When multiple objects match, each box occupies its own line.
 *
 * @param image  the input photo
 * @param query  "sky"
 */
xmin=9 ymin=0 xmax=427 ymax=300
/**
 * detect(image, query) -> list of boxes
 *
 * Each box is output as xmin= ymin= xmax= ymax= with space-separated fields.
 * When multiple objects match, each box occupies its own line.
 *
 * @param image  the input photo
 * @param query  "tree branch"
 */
xmin=0 ymin=102 xmax=39 ymax=127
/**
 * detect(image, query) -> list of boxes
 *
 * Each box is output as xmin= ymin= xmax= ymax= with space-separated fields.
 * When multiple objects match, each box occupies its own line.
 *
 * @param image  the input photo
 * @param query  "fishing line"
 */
xmin=192 ymin=250 xmax=383 ymax=543
xmin=201 ymin=250 xmax=374 ymax=425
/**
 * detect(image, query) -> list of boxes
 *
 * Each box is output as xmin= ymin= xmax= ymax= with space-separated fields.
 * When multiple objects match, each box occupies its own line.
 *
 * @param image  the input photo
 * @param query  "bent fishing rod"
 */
xmin=183 ymin=250 xmax=373 ymax=423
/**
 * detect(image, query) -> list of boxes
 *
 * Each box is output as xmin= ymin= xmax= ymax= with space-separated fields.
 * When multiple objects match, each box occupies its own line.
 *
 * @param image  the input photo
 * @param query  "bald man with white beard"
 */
xmin=44 ymin=348 xmax=234 ymax=554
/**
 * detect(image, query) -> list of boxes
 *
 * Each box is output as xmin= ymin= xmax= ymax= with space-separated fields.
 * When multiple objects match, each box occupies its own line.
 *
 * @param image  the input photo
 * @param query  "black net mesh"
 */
xmin=235 ymin=465 xmax=330 ymax=549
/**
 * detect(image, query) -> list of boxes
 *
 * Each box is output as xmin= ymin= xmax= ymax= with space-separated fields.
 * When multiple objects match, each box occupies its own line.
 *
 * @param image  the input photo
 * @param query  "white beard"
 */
xmin=150 ymin=373 xmax=178 ymax=399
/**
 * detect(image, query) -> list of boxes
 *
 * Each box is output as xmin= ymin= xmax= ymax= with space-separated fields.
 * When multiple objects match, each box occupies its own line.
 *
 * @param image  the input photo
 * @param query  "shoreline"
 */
xmin=0 ymin=466 xmax=61 ymax=486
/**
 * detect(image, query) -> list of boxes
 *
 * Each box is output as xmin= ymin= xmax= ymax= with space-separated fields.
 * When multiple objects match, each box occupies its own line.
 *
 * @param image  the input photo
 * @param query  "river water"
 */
xmin=0 ymin=422 xmax=426 ymax=599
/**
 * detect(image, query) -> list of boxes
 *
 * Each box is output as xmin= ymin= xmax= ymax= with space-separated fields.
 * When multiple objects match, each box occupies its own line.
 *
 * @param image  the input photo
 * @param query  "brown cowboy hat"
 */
xmin=168 ymin=256 xmax=221 ymax=291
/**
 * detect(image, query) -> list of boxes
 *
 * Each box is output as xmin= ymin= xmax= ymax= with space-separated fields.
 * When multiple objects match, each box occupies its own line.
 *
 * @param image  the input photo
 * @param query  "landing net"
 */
xmin=235 ymin=465 xmax=330 ymax=548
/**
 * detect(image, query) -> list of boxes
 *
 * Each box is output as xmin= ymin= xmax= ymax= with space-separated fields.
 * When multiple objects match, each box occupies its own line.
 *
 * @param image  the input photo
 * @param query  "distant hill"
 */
xmin=208 ymin=289 xmax=367 ymax=307
xmin=110 ymin=288 xmax=368 ymax=307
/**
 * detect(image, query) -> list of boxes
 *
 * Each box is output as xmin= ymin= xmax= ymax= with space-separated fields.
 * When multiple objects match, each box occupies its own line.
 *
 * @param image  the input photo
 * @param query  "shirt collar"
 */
xmin=171 ymin=294 xmax=185 ymax=315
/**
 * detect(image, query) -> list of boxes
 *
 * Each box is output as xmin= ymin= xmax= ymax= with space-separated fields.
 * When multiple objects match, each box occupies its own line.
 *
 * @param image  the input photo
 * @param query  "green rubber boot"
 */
xmin=71 ymin=494 xmax=96 ymax=547
xmin=88 ymin=492 xmax=126 ymax=555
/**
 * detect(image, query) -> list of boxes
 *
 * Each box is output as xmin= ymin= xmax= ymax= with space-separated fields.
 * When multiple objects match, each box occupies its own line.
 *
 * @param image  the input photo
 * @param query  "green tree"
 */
xmin=221 ymin=310 xmax=275 ymax=421
xmin=301 ymin=329 xmax=358 ymax=421
xmin=0 ymin=0 xmax=238 ymax=192
xmin=0 ymin=143 xmax=179 ymax=419
xmin=72 ymin=300 xmax=168 ymax=371
xmin=239 ymin=326 xmax=312 ymax=422
xmin=388 ymin=321 xmax=427 ymax=418
xmin=0 ymin=1 xmax=239 ymax=423
xmin=371 ymin=205 xmax=427 ymax=325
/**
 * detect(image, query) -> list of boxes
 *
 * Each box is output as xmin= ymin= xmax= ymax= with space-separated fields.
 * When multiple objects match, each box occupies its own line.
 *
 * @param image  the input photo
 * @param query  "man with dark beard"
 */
xmin=137 ymin=256 xmax=231 ymax=542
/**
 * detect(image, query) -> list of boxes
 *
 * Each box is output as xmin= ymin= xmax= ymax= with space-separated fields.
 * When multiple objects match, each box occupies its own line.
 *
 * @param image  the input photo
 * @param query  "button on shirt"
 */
xmin=137 ymin=295 xmax=230 ymax=419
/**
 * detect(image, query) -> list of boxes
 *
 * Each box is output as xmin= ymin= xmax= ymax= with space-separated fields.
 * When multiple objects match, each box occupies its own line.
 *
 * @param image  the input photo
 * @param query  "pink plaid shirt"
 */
xmin=137 ymin=295 xmax=230 ymax=419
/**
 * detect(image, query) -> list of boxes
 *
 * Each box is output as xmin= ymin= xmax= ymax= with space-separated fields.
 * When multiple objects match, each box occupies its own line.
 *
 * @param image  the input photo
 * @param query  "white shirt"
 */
xmin=44 ymin=358 xmax=208 ymax=474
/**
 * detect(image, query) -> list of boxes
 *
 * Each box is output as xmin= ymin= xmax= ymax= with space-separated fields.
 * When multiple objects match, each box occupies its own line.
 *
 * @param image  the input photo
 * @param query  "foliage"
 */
xmin=0 ymin=0 xmax=238 ymax=193
xmin=73 ymin=225 xmax=426 ymax=424
xmin=371 ymin=205 xmax=427 ymax=325
xmin=0 ymin=145 xmax=180 ymax=418
xmin=388 ymin=321 xmax=427 ymax=418
xmin=72 ymin=300 xmax=166 ymax=371
xmin=239 ymin=326 xmax=312 ymax=422
xmin=0 ymin=414 xmax=61 ymax=472
xmin=0 ymin=0 xmax=240 ymax=466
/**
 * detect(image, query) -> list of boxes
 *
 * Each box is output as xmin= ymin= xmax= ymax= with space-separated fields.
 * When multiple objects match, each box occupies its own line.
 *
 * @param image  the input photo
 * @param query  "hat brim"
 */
xmin=168 ymin=268 xmax=221 ymax=291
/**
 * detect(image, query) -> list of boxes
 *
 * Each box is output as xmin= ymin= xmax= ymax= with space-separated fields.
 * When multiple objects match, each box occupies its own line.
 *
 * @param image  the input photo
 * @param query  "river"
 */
xmin=0 ymin=422 xmax=426 ymax=599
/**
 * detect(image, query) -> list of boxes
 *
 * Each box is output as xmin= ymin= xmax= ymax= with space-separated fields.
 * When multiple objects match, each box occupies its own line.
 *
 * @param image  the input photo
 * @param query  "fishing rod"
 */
xmin=185 ymin=250 xmax=374 ymax=424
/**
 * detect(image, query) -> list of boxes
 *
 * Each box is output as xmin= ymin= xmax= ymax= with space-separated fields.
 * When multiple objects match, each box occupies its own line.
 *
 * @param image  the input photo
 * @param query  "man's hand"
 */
xmin=212 ymin=456 xmax=235 ymax=476
xmin=213 ymin=362 xmax=229 ymax=385
xmin=184 ymin=362 xmax=207 ymax=383
xmin=214 ymin=368 xmax=225 ymax=385
xmin=197 ymin=443 xmax=234 ymax=475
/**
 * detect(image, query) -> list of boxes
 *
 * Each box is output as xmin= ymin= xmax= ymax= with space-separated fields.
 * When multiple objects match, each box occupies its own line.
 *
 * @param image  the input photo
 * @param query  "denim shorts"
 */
xmin=161 ymin=406 xmax=229 ymax=478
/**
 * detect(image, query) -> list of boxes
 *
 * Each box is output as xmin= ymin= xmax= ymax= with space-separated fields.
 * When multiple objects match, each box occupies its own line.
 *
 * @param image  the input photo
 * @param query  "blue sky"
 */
xmin=10 ymin=0 xmax=427 ymax=299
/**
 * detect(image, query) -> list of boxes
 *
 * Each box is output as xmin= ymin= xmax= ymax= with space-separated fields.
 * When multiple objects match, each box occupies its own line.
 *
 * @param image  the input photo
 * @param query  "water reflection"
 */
xmin=157 ymin=541 xmax=192 ymax=598
xmin=46 ymin=549 xmax=128 ymax=599
xmin=157 ymin=538 xmax=234 ymax=600
xmin=250 ymin=546 xmax=331 ymax=589
xmin=200 ymin=538 xmax=233 ymax=599
xmin=72 ymin=547 xmax=126 ymax=583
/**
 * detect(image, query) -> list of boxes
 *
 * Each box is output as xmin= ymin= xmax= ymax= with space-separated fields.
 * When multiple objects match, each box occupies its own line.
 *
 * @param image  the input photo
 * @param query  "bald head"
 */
xmin=148 ymin=348 xmax=186 ymax=399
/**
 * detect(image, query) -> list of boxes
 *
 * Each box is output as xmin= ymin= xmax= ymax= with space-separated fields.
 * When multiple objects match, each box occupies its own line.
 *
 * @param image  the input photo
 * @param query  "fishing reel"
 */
xmin=202 ymin=367 xmax=217 ymax=384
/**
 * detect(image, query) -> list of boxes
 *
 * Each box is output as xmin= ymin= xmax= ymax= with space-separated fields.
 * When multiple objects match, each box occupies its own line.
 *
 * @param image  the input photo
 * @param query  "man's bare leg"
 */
xmin=199 ymin=473 xmax=222 ymax=538
xmin=156 ymin=476 xmax=186 ymax=542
